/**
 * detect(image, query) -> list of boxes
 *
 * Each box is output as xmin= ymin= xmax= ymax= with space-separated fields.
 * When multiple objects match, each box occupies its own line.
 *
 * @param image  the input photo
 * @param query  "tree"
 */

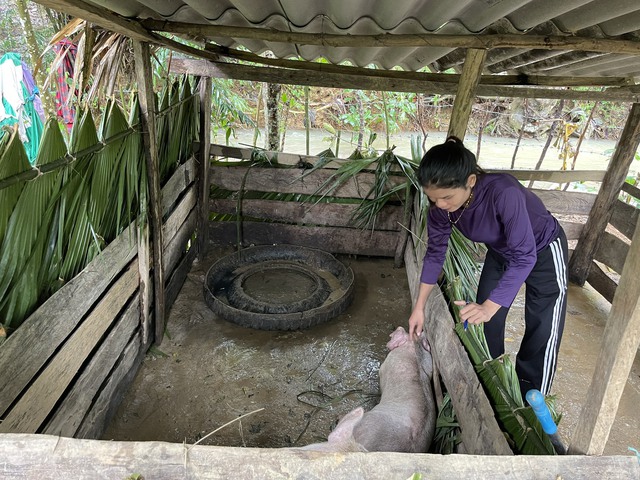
xmin=15 ymin=0 xmax=54 ymax=116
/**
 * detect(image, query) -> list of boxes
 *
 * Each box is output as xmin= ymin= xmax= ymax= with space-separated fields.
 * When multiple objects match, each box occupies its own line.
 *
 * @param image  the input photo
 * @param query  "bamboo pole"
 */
xmin=133 ymin=40 xmax=166 ymax=346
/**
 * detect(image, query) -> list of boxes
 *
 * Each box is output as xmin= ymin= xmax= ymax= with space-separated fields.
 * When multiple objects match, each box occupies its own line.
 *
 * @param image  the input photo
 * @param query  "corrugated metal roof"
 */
xmin=54 ymin=0 xmax=640 ymax=79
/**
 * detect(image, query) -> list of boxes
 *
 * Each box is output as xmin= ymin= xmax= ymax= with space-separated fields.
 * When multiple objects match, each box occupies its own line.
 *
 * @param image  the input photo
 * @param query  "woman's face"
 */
xmin=423 ymin=175 xmax=476 ymax=212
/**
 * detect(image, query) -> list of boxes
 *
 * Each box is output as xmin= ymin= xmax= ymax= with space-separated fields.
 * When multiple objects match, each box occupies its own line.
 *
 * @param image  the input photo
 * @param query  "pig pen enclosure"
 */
xmin=3 ymin=1 xmax=640 ymax=478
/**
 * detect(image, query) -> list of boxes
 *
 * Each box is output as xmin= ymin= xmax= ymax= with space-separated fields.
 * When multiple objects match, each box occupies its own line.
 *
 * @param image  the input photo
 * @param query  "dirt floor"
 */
xmin=103 ymin=246 xmax=640 ymax=457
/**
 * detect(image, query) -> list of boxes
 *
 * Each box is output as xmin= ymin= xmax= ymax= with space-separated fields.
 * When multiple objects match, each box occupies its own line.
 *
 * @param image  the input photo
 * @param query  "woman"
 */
xmin=408 ymin=135 xmax=568 ymax=397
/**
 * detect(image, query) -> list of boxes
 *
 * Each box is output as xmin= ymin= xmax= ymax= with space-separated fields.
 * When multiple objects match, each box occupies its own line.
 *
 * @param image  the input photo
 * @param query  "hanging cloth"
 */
xmin=53 ymin=39 xmax=76 ymax=133
xmin=0 ymin=52 xmax=44 ymax=164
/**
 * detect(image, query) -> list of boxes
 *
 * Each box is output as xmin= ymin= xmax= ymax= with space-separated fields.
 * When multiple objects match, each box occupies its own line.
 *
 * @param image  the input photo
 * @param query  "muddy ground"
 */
xmin=103 ymin=246 xmax=640 ymax=456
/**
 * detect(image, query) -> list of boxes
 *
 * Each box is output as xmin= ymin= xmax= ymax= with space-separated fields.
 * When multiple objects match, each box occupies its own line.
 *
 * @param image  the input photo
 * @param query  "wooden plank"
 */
xmin=569 ymin=209 xmax=640 ymax=455
xmin=394 ymin=188 xmax=414 ymax=268
xmin=209 ymin=221 xmax=399 ymax=257
xmin=404 ymin=238 xmax=513 ymax=456
xmin=620 ymin=180 xmax=640 ymax=200
xmin=211 ymin=165 xmax=406 ymax=199
xmin=533 ymin=189 xmax=596 ymax=215
xmin=197 ymin=77 xmax=212 ymax=257
xmin=208 ymin=145 xmax=606 ymax=184
xmin=163 ymin=184 xmax=197 ymax=248
xmin=559 ymin=220 xmax=584 ymax=241
xmin=169 ymin=59 xmax=640 ymax=101
xmin=594 ymin=232 xmax=629 ymax=274
xmin=0 ymin=224 xmax=138 ymax=418
xmin=164 ymin=208 xmax=198 ymax=280
xmin=42 ymin=297 xmax=140 ymax=437
xmin=134 ymin=40 xmax=166 ymax=345
xmin=610 ymin=198 xmax=639 ymax=240
xmin=76 ymin=329 xmax=145 ymax=439
xmin=209 ymin=198 xmax=403 ymax=231
xmin=449 ymin=49 xmax=487 ymax=140
xmin=586 ymin=261 xmax=617 ymax=304
xmin=181 ymin=46 xmax=632 ymax=88
xmin=0 ymin=262 xmax=139 ymax=434
xmin=2 ymin=434 xmax=639 ymax=480
xmin=166 ymin=245 xmax=198 ymax=311
xmin=210 ymin=144 xmax=343 ymax=167
xmin=493 ymin=169 xmax=606 ymax=183
xmin=569 ymin=103 xmax=640 ymax=285
xmin=137 ymin=218 xmax=152 ymax=348
xmin=161 ymin=156 xmax=196 ymax=217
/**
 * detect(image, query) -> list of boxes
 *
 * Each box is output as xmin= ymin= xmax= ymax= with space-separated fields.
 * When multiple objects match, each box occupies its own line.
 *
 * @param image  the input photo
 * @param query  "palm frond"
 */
xmin=0 ymin=127 xmax=32 ymax=246
xmin=0 ymin=119 xmax=67 ymax=331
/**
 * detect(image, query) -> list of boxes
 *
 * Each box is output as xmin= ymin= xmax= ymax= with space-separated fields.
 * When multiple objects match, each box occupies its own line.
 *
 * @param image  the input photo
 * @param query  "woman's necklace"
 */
xmin=448 ymin=189 xmax=474 ymax=225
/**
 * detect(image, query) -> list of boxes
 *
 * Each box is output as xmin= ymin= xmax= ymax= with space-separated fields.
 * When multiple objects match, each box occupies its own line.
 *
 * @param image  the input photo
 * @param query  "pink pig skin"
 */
xmin=300 ymin=326 xmax=436 ymax=453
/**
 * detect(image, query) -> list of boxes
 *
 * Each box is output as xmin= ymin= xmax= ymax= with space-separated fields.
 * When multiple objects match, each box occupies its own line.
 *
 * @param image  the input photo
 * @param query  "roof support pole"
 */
xmin=568 ymin=200 xmax=640 ymax=454
xmin=447 ymin=49 xmax=487 ymax=140
xmin=133 ymin=40 xmax=166 ymax=346
xmin=568 ymin=103 xmax=640 ymax=285
xmin=197 ymin=76 xmax=212 ymax=258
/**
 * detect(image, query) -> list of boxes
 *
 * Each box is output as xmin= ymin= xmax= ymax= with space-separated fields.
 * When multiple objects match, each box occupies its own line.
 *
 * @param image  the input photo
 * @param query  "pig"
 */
xmin=299 ymin=326 xmax=436 ymax=453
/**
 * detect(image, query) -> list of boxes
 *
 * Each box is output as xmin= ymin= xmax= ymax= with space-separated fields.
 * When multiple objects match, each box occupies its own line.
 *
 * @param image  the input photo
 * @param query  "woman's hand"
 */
xmin=408 ymin=307 xmax=425 ymax=342
xmin=454 ymin=299 xmax=501 ymax=326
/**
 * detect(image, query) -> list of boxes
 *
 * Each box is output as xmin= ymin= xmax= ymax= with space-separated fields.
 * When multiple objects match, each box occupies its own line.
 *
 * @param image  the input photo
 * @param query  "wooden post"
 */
xmin=197 ymin=76 xmax=212 ymax=258
xmin=447 ymin=49 xmax=487 ymax=140
xmin=133 ymin=40 xmax=166 ymax=346
xmin=568 ymin=210 xmax=640 ymax=454
xmin=137 ymin=220 xmax=152 ymax=348
xmin=568 ymin=103 xmax=640 ymax=285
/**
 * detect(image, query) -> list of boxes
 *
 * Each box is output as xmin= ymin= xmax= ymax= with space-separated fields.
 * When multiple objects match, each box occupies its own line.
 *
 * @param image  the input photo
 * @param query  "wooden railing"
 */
xmin=0 ymin=158 xmax=198 ymax=438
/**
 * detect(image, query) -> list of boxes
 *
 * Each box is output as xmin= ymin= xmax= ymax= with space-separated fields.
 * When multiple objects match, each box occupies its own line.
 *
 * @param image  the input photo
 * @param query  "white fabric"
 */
xmin=0 ymin=55 xmax=27 ymax=141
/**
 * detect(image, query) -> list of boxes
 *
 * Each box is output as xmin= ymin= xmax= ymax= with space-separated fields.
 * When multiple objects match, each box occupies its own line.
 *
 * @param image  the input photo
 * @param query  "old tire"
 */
xmin=203 ymin=245 xmax=354 ymax=330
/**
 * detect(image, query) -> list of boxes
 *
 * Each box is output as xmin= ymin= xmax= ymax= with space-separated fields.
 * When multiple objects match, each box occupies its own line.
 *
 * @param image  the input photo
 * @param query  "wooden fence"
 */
xmin=0 ymin=157 xmax=198 ymax=438
xmin=206 ymin=144 xmax=635 ymax=303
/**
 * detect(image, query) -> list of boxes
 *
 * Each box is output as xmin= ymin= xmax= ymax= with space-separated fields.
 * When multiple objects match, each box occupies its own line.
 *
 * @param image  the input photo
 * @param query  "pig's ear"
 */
xmin=327 ymin=407 xmax=364 ymax=443
xmin=386 ymin=326 xmax=408 ymax=350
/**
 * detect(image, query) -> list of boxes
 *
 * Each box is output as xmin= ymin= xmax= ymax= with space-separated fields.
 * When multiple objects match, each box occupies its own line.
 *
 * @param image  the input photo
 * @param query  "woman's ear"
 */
xmin=467 ymin=174 xmax=477 ymax=188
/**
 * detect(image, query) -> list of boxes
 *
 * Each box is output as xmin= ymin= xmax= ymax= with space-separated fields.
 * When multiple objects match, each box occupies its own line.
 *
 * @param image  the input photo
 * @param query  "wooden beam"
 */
xmin=586 ymin=261 xmax=617 ymax=304
xmin=568 ymin=211 xmax=640 ymax=454
xmin=2 ymin=433 xmax=639 ymax=479
xmin=209 ymin=221 xmax=399 ymax=257
xmin=31 ymin=0 xmax=217 ymax=63
xmin=197 ymin=77 xmax=212 ymax=258
xmin=143 ymin=20 xmax=640 ymax=56
xmin=170 ymin=59 xmax=640 ymax=102
xmin=133 ymin=40 xmax=166 ymax=345
xmin=448 ymin=49 xmax=487 ymax=140
xmin=210 ymin=165 xmax=406 ymax=199
xmin=569 ymin=103 xmax=640 ymax=285
xmin=210 ymin=198 xmax=403 ymax=231
xmin=404 ymin=231 xmax=513 ymax=455
xmin=205 ymin=43 xmax=632 ymax=88
xmin=620 ymin=180 xmax=640 ymax=199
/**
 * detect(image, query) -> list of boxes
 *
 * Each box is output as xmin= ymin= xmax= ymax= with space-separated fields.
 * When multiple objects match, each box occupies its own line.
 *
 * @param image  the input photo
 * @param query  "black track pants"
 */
xmin=476 ymin=227 xmax=568 ymax=396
